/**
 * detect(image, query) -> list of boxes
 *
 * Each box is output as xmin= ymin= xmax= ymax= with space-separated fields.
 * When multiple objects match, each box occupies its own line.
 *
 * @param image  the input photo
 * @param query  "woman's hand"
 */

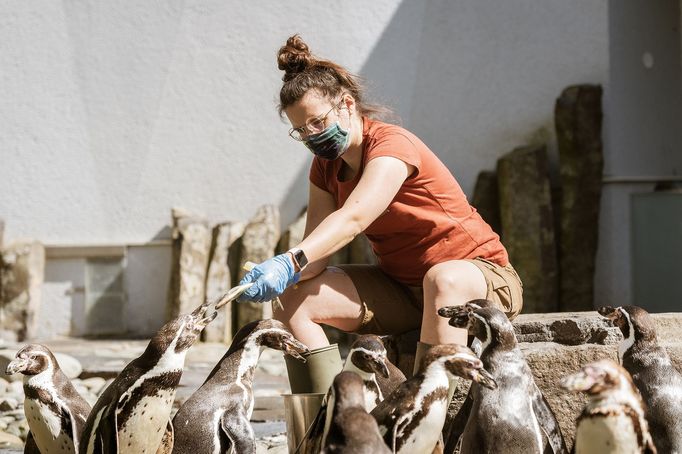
xmin=237 ymin=254 xmax=300 ymax=303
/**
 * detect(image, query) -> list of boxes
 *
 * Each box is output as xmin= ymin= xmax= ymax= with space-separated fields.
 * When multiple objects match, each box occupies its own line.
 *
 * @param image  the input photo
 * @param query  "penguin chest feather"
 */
xmin=396 ymin=396 xmax=448 ymax=454
xmin=363 ymin=380 xmax=381 ymax=411
xmin=24 ymin=398 xmax=74 ymax=453
xmin=392 ymin=369 xmax=449 ymax=454
xmin=575 ymin=414 xmax=640 ymax=454
xmin=116 ymin=387 xmax=176 ymax=453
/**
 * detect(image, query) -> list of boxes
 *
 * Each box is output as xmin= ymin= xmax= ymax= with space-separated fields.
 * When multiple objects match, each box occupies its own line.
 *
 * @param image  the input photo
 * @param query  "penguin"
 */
xmin=561 ymin=359 xmax=656 ymax=454
xmin=438 ymin=300 xmax=568 ymax=454
xmin=342 ymin=335 xmax=393 ymax=410
xmin=321 ymin=371 xmax=391 ymax=454
xmin=80 ymin=302 xmax=217 ymax=454
xmin=6 ymin=344 xmax=91 ymax=454
xmin=301 ymin=335 xmax=394 ymax=453
xmin=370 ymin=343 xmax=497 ymax=454
xmin=598 ymin=305 xmax=682 ymax=453
xmin=171 ymin=318 xmax=310 ymax=454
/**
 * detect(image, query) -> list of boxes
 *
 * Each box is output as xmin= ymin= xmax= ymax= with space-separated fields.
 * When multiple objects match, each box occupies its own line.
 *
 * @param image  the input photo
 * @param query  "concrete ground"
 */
xmin=0 ymin=337 xmax=291 ymax=453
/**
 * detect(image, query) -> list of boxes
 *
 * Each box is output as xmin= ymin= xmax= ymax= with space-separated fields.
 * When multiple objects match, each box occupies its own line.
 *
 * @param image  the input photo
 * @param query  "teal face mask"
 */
xmin=303 ymin=121 xmax=351 ymax=160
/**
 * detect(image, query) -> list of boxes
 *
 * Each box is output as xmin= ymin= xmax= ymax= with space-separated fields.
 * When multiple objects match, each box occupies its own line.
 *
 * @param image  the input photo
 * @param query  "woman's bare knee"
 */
xmin=422 ymin=261 xmax=487 ymax=307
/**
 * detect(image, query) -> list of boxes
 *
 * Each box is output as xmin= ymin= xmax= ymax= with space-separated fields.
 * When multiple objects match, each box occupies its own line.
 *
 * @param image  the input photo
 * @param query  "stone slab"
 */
xmin=203 ymin=221 xmax=245 ymax=343
xmin=513 ymin=310 xmax=682 ymax=345
xmin=497 ymin=145 xmax=558 ymax=313
xmin=472 ymin=170 xmax=502 ymax=235
xmin=276 ymin=210 xmax=306 ymax=254
xmin=513 ymin=311 xmax=620 ymax=345
xmin=236 ymin=205 xmax=280 ymax=328
xmin=166 ymin=208 xmax=211 ymax=320
xmin=0 ymin=241 xmax=45 ymax=341
xmin=555 ymin=85 xmax=603 ymax=312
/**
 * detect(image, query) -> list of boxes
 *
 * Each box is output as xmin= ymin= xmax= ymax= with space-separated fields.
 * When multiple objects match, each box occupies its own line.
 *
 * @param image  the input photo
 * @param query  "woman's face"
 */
xmin=285 ymin=89 xmax=351 ymax=141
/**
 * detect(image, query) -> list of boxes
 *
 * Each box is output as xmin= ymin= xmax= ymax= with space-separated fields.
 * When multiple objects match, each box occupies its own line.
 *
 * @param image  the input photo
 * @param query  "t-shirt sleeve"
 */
xmin=365 ymin=130 xmax=422 ymax=174
xmin=308 ymin=156 xmax=329 ymax=191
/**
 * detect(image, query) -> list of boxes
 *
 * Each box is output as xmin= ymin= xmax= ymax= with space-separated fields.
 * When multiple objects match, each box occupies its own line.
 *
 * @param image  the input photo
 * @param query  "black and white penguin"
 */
xmin=6 ymin=344 xmax=91 ymax=454
xmin=439 ymin=300 xmax=568 ymax=454
xmin=80 ymin=303 xmax=217 ymax=454
xmin=561 ymin=359 xmax=656 ymax=454
xmin=598 ymin=305 xmax=682 ymax=453
xmin=301 ymin=335 xmax=394 ymax=453
xmin=171 ymin=318 xmax=309 ymax=454
xmin=370 ymin=343 xmax=496 ymax=454
xmin=342 ymin=335 xmax=392 ymax=410
xmin=321 ymin=371 xmax=391 ymax=454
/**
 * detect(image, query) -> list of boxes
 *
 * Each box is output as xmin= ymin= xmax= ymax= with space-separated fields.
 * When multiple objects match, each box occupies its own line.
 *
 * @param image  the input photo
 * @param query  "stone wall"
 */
xmin=473 ymin=83 xmax=605 ymax=314
xmin=0 ymin=241 xmax=45 ymax=341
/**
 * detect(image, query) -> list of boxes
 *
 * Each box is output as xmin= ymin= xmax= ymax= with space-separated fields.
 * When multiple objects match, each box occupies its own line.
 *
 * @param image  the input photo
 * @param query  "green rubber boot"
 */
xmin=283 ymin=344 xmax=343 ymax=453
xmin=285 ymin=343 xmax=343 ymax=394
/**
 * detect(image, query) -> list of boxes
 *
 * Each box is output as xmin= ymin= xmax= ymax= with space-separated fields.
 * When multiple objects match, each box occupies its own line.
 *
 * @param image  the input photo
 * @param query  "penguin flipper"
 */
xmin=98 ymin=404 xmax=119 ymax=453
xmin=23 ymin=431 xmax=39 ymax=454
xmin=531 ymin=391 xmax=568 ymax=454
xmin=220 ymin=411 xmax=256 ymax=454
xmin=155 ymin=419 xmax=174 ymax=454
xmin=63 ymin=405 xmax=82 ymax=452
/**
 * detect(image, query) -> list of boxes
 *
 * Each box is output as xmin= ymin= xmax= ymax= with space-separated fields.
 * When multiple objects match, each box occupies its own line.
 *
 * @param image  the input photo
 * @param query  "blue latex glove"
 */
xmin=237 ymin=254 xmax=301 ymax=303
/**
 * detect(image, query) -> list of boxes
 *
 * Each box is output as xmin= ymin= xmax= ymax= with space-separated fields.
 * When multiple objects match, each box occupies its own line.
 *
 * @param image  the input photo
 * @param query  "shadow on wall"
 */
xmin=277 ymin=0 xmax=577 ymax=216
xmin=361 ymin=0 xmax=609 ymax=197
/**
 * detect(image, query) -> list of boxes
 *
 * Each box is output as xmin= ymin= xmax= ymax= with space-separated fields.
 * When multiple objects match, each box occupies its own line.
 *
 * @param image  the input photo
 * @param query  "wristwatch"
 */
xmin=287 ymin=248 xmax=309 ymax=272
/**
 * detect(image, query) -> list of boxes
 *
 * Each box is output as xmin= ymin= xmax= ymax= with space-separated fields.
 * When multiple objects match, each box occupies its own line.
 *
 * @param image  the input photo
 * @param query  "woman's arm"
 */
xmin=297 ymin=183 xmax=337 ymax=281
xmin=294 ymin=156 xmax=413 ymax=267
xmin=237 ymin=156 xmax=414 ymax=303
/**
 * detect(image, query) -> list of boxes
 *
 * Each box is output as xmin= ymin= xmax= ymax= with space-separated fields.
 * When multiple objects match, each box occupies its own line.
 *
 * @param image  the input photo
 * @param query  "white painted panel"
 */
xmin=125 ymin=245 xmax=172 ymax=337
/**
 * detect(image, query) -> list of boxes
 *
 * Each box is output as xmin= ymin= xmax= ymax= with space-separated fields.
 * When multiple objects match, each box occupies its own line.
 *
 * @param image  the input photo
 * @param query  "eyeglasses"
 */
xmin=289 ymin=101 xmax=344 ymax=141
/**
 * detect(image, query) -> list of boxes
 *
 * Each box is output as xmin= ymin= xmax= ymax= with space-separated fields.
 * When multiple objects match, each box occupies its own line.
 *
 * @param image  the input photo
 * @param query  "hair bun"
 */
xmin=278 ymin=34 xmax=315 ymax=81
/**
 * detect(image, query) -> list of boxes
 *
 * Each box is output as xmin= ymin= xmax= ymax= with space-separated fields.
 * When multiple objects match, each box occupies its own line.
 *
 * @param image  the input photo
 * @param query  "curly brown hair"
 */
xmin=277 ymin=34 xmax=388 ymax=118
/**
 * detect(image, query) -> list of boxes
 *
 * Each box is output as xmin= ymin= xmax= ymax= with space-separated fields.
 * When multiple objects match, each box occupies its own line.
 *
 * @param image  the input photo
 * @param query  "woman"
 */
xmin=238 ymin=35 xmax=523 ymax=394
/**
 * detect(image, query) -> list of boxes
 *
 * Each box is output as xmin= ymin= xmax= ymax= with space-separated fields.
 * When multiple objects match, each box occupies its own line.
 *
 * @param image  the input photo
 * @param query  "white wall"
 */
xmin=0 ymin=1 xmax=405 ymax=244
xmin=1 ymin=0 xmax=609 ymax=244
xmin=3 ymin=0 xmax=649 ymax=334
xmin=365 ymin=0 xmax=610 ymax=193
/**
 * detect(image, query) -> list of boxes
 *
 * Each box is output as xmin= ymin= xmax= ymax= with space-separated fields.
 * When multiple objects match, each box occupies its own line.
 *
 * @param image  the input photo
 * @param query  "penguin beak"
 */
xmin=201 ymin=310 xmax=218 ymax=326
xmin=472 ymin=367 xmax=497 ymax=389
xmin=437 ymin=305 xmax=459 ymax=319
xmin=561 ymin=370 xmax=597 ymax=393
xmin=597 ymin=306 xmax=618 ymax=321
xmin=371 ymin=356 xmax=390 ymax=378
xmin=283 ymin=338 xmax=310 ymax=362
xmin=191 ymin=304 xmax=217 ymax=327
xmin=438 ymin=305 xmax=472 ymax=329
xmin=6 ymin=357 xmax=30 ymax=375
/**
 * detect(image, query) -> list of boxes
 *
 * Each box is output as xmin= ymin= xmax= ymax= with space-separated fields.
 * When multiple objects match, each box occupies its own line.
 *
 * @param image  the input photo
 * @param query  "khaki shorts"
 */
xmin=336 ymin=258 xmax=523 ymax=336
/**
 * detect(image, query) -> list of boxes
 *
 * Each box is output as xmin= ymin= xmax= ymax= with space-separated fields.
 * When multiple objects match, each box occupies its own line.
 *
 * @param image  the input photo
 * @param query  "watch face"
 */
xmin=294 ymin=249 xmax=308 ymax=268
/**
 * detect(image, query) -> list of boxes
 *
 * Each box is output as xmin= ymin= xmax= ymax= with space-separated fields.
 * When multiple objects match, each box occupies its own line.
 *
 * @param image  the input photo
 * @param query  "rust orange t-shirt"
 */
xmin=309 ymin=117 xmax=508 ymax=286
